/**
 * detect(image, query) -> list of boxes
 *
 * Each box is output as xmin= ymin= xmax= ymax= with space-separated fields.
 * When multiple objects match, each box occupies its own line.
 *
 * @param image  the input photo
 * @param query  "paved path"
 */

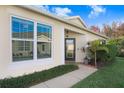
xmin=31 ymin=65 xmax=97 ymax=88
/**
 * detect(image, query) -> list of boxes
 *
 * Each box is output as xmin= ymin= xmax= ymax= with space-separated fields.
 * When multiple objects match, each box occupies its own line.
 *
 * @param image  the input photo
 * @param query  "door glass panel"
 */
xmin=66 ymin=39 xmax=74 ymax=58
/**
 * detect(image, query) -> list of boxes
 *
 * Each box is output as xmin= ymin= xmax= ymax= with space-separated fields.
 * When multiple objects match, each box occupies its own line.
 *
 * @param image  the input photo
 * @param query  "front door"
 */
xmin=65 ymin=38 xmax=75 ymax=61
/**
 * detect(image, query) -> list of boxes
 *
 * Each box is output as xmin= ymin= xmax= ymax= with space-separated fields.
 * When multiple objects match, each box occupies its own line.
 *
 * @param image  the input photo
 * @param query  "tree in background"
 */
xmin=90 ymin=26 xmax=100 ymax=33
xmin=102 ymin=24 xmax=113 ymax=38
xmin=102 ymin=21 xmax=124 ymax=38
xmin=116 ymin=23 xmax=124 ymax=37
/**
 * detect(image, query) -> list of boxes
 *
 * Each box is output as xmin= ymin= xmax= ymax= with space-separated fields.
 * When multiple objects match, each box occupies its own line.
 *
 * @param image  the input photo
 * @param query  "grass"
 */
xmin=72 ymin=57 xmax=124 ymax=88
xmin=0 ymin=64 xmax=78 ymax=88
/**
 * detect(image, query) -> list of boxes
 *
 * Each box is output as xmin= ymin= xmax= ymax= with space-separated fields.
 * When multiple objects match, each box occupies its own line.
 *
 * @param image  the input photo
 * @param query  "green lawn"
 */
xmin=72 ymin=57 xmax=124 ymax=88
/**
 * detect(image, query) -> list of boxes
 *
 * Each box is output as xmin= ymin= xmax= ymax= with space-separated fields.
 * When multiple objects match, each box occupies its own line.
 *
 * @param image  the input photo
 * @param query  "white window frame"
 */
xmin=10 ymin=15 xmax=53 ymax=63
xmin=11 ymin=16 xmax=34 ymax=62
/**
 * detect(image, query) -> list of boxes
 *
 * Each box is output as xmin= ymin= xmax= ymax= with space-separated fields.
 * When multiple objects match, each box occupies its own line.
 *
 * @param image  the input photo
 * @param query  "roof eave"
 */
xmin=18 ymin=5 xmax=108 ymax=39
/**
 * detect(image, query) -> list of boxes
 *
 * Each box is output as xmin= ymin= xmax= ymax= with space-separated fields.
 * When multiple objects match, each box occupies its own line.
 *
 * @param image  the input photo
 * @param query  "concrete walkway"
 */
xmin=31 ymin=65 xmax=97 ymax=88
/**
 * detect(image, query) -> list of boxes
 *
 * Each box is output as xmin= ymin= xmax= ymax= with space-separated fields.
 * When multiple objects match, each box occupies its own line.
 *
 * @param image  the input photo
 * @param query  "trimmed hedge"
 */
xmin=0 ymin=64 xmax=78 ymax=88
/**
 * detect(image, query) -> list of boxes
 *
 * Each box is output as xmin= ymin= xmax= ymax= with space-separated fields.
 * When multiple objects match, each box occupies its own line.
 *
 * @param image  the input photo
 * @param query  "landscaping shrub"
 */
xmin=108 ymin=37 xmax=124 ymax=57
xmin=108 ymin=38 xmax=121 ymax=45
xmin=96 ymin=49 xmax=108 ymax=62
xmin=118 ymin=39 xmax=124 ymax=57
xmin=88 ymin=40 xmax=109 ymax=67
xmin=87 ymin=39 xmax=117 ymax=67
xmin=118 ymin=52 xmax=124 ymax=57
xmin=0 ymin=64 xmax=78 ymax=88
xmin=95 ymin=43 xmax=117 ymax=63
xmin=106 ymin=44 xmax=117 ymax=62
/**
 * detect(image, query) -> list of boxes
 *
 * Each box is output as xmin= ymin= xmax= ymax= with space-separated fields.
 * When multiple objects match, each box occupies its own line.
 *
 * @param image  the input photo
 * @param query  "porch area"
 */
xmin=64 ymin=29 xmax=86 ymax=64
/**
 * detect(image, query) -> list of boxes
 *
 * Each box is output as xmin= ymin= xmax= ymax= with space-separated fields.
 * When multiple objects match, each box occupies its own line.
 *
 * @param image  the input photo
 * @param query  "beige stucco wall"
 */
xmin=0 ymin=6 xmax=106 ymax=79
xmin=0 ymin=6 xmax=65 ymax=79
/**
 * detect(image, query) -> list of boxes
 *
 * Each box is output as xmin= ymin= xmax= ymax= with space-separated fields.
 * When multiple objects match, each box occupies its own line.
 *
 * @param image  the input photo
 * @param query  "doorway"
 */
xmin=65 ymin=38 xmax=76 ymax=61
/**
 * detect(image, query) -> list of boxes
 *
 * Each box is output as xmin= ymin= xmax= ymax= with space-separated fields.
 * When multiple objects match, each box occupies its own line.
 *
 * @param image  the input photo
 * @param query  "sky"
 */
xmin=37 ymin=5 xmax=124 ymax=29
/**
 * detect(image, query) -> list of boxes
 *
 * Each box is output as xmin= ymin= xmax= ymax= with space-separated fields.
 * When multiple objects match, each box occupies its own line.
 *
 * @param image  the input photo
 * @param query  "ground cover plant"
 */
xmin=0 ymin=64 xmax=78 ymax=88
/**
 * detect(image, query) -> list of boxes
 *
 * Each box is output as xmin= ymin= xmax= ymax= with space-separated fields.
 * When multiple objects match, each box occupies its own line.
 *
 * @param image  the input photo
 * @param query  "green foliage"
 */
xmin=88 ymin=39 xmax=117 ymax=64
xmin=106 ymin=44 xmax=117 ymax=62
xmin=96 ymin=43 xmax=117 ymax=63
xmin=90 ymin=40 xmax=101 ymax=52
xmin=96 ymin=50 xmax=108 ymax=62
xmin=107 ymin=37 xmax=124 ymax=57
xmin=120 ymin=39 xmax=124 ymax=47
xmin=108 ymin=38 xmax=121 ymax=45
xmin=108 ymin=37 xmax=124 ymax=57
xmin=118 ymin=39 xmax=124 ymax=57
xmin=90 ymin=40 xmax=109 ymax=53
xmin=0 ymin=64 xmax=78 ymax=88
xmin=89 ymin=40 xmax=109 ymax=62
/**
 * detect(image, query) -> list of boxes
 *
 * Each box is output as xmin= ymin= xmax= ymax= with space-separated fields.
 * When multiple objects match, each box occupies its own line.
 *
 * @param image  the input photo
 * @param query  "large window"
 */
xmin=37 ymin=23 xmax=52 ymax=59
xmin=12 ymin=17 xmax=34 ymax=61
xmin=12 ymin=17 xmax=52 ymax=62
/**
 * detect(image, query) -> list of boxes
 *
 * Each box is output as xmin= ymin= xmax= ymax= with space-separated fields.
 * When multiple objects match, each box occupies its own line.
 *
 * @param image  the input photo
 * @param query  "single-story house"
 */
xmin=0 ymin=5 xmax=108 ymax=79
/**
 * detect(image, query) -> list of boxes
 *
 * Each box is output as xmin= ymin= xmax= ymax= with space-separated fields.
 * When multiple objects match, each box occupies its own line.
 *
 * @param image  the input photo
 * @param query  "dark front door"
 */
xmin=65 ymin=38 xmax=75 ymax=61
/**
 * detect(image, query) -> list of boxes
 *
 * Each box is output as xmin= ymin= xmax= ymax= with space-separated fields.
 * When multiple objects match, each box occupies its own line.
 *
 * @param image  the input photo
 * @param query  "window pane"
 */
xmin=37 ymin=23 xmax=52 ymax=42
xmin=12 ymin=40 xmax=33 ymax=61
xmin=25 ymin=41 xmax=30 ymax=51
xmin=37 ymin=42 xmax=51 ymax=58
xmin=18 ymin=41 xmax=24 ymax=51
xmin=12 ymin=17 xmax=34 ymax=39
